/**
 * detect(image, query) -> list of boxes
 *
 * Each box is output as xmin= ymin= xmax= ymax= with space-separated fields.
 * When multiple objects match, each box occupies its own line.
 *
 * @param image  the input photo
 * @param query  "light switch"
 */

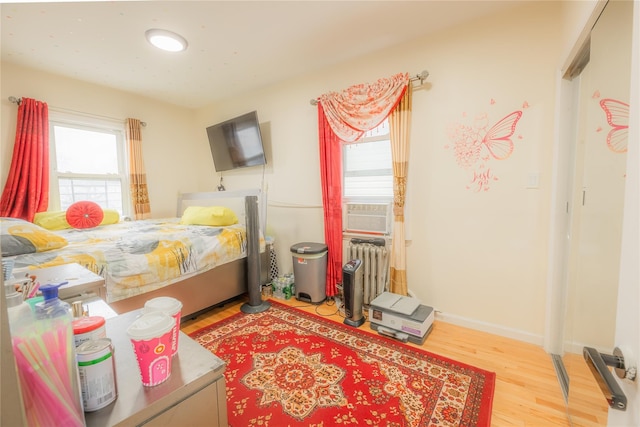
xmin=526 ymin=172 xmax=540 ymax=189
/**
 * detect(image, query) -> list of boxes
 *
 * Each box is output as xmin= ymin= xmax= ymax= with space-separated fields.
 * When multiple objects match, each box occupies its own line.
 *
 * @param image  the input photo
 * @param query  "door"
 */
xmin=558 ymin=1 xmax=637 ymax=425
xmin=608 ymin=4 xmax=639 ymax=425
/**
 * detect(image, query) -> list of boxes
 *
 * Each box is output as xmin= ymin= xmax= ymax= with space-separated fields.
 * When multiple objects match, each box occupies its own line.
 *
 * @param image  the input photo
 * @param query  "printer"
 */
xmin=369 ymin=292 xmax=434 ymax=344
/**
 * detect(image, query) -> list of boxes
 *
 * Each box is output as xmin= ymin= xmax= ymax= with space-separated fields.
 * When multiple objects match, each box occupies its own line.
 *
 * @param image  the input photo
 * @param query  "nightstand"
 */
xmin=14 ymin=263 xmax=106 ymax=301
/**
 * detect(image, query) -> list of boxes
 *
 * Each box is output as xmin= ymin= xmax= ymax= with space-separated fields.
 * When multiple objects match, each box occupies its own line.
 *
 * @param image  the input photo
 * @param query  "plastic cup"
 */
xmin=143 ymin=297 xmax=183 ymax=357
xmin=126 ymin=311 xmax=175 ymax=387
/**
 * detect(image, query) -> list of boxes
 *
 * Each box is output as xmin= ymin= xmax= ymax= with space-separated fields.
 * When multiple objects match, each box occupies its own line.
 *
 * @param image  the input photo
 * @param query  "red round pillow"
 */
xmin=66 ymin=201 xmax=104 ymax=229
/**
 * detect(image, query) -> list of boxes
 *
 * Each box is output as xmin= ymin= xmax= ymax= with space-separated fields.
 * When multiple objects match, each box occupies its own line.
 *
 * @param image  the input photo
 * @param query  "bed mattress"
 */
xmin=10 ymin=218 xmax=251 ymax=303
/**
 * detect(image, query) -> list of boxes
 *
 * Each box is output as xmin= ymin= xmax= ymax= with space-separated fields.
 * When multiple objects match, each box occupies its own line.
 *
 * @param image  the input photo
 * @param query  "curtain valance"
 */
xmin=319 ymin=72 xmax=409 ymax=142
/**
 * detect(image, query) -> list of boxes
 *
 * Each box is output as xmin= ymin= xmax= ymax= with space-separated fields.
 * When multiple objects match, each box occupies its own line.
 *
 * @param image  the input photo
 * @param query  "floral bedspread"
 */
xmin=10 ymin=219 xmax=250 ymax=303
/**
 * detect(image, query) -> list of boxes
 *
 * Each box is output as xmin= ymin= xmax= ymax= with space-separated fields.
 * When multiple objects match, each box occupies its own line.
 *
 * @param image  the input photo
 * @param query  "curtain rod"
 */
xmin=7 ymin=96 xmax=147 ymax=127
xmin=309 ymin=70 xmax=429 ymax=106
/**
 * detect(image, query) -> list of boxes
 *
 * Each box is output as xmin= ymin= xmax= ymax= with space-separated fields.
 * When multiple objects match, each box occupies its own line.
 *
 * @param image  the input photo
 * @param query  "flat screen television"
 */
xmin=206 ymin=111 xmax=267 ymax=172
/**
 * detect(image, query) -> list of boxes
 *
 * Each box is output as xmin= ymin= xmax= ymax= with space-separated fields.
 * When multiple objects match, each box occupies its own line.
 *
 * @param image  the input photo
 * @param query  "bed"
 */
xmin=1 ymin=189 xmax=267 ymax=319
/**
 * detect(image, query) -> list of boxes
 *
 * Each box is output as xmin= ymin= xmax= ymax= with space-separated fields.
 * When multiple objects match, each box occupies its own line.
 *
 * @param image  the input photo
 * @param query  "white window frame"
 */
xmin=48 ymin=111 xmax=131 ymax=217
xmin=341 ymin=119 xmax=414 ymax=241
xmin=342 ymin=119 xmax=394 ymax=205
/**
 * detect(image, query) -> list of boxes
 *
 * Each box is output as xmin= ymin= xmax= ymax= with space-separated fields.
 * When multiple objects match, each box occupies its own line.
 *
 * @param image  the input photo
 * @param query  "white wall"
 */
xmin=195 ymin=1 xmax=565 ymax=342
xmin=1 ymin=1 xmax=594 ymax=344
xmin=0 ymin=62 xmax=203 ymax=217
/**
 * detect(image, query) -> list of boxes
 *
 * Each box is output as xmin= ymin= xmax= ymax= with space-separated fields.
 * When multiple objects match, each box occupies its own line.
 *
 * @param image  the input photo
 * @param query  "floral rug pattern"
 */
xmin=241 ymin=345 xmax=346 ymax=419
xmin=190 ymin=301 xmax=495 ymax=426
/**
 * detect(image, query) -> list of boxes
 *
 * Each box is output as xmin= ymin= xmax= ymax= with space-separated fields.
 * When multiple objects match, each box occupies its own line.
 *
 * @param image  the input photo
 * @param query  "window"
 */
xmin=49 ymin=116 xmax=129 ymax=216
xmin=342 ymin=119 xmax=393 ymax=202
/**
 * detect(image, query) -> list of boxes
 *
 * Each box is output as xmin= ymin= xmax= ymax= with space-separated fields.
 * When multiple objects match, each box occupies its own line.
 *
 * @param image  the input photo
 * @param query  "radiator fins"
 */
xmin=347 ymin=242 xmax=389 ymax=305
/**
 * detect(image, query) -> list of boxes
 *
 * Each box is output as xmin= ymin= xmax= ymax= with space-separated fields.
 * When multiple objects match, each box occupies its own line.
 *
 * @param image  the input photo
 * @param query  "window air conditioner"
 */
xmin=343 ymin=203 xmax=392 ymax=235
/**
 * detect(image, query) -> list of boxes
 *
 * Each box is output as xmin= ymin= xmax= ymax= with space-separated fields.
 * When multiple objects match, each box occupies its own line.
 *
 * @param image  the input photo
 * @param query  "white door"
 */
xmin=608 ymin=4 xmax=639 ymax=425
xmin=550 ymin=1 xmax=639 ymax=424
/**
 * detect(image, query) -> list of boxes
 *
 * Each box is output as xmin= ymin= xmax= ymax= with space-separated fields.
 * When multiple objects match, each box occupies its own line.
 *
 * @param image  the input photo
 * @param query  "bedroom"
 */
xmin=1 ymin=0 xmax=638 ymax=425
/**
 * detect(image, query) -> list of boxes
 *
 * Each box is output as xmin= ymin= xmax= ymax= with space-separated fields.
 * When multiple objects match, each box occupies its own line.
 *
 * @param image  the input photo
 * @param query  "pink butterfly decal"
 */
xmin=481 ymin=111 xmax=523 ymax=160
xmin=600 ymin=98 xmax=629 ymax=153
xmin=592 ymin=90 xmax=601 ymax=99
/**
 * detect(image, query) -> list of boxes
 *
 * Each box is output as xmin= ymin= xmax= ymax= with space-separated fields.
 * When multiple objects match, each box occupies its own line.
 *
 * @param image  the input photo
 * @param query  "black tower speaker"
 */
xmin=241 ymin=195 xmax=270 ymax=314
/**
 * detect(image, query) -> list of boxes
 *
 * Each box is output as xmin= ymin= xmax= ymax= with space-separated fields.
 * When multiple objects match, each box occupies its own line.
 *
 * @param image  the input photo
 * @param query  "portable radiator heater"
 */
xmin=342 ymin=259 xmax=365 ymax=327
xmin=346 ymin=237 xmax=389 ymax=305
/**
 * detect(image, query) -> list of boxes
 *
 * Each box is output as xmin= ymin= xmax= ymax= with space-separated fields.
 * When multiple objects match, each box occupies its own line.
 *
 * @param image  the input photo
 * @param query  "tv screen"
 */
xmin=206 ymin=111 xmax=267 ymax=172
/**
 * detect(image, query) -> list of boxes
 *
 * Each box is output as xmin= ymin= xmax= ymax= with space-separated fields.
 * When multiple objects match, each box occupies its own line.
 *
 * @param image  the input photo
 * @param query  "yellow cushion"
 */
xmin=100 ymin=209 xmax=120 ymax=225
xmin=180 ymin=206 xmax=238 ymax=226
xmin=33 ymin=211 xmax=70 ymax=231
xmin=34 ymin=209 xmax=120 ymax=230
xmin=1 ymin=217 xmax=68 ymax=256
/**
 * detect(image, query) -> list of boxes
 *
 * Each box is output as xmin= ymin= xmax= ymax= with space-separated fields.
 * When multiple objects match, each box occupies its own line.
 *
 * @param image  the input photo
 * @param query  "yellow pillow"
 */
xmin=34 ymin=209 xmax=120 ymax=230
xmin=1 ymin=217 xmax=68 ymax=256
xmin=180 ymin=206 xmax=238 ymax=226
xmin=100 ymin=209 xmax=120 ymax=225
xmin=33 ymin=211 xmax=70 ymax=231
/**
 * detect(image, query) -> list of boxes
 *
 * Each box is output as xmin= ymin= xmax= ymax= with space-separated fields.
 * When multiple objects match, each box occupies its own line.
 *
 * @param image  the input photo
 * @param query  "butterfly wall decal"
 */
xmin=599 ymin=98 xmax=629 ymax=153
xmin=447 ymin=106 xmax=525 ymax=192
xmin=481 ymin=111 xmax=523 ymax=160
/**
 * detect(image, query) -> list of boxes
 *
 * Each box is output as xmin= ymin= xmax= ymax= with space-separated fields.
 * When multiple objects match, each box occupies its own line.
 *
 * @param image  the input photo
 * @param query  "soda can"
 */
xmin=77 ymin=338 xmax=118 ymax=412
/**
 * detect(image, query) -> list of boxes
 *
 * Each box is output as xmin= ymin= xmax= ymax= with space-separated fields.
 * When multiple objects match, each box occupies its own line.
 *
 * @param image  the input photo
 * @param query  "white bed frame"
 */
xmin=108 ymin=189 xmax=266 ymax=319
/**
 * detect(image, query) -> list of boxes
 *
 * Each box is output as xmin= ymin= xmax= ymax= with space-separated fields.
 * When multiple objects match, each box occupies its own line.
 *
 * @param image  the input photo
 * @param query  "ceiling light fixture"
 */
xmin=145 ymin=29 xmax=188 ymax=52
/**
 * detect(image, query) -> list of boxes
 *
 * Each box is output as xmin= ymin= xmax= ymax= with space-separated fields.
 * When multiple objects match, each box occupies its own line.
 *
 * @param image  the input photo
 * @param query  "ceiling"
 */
xmin=1 ymin=1 xmax=520 ymax=109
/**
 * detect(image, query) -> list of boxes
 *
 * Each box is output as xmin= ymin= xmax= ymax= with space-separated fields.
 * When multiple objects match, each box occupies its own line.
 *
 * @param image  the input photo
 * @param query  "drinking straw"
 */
xmin=56 ymin=319 xmax=78 ymax=397
xmin=30 ymin=316 xmax=75 ymax=398
xmin=43 ymin=327 xmax=74 ymax=397
xmin=51 ymin=319 xmax=80 ymax=411
xmin=12 ymin=322 xmax=84 ymax=427
xmin=26 ymin=327 xmax=71 ymax=399
xmin=14 ymin=364 xmax=44 ymax=425
xmin=13 ymin=340 xmax=84 ymax=426
xmin=17 ymin=339 xmax=83 ymax=425
xmin=14 ymin=357 xmax=63 ymax=426
xmin=15 ymin=335 xmax=75 ymax=408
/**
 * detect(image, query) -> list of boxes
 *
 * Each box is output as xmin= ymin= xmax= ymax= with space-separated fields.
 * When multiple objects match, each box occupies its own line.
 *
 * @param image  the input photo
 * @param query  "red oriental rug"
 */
xmin=189 ymin=301 xmax=495 ymax=426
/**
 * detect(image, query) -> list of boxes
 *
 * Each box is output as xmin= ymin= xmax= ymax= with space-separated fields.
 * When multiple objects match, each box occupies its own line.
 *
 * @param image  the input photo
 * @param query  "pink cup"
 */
xmin=126 ymin=312 xmax=175 ymax=387
xmin=143 ymin=297 xmax=183 ymax=357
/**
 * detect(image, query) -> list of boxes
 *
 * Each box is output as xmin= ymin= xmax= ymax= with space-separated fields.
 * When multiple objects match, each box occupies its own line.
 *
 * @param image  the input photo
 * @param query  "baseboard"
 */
xmin=563 ymin=340 xmax=609 ymax=356
xmin=435 ymin=311 xmax=544 ymax=346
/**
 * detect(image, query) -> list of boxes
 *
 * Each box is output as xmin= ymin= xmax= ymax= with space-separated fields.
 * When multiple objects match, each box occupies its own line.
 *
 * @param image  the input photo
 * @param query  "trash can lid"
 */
xmin=290 ymin=242 xmax=328 ymax=255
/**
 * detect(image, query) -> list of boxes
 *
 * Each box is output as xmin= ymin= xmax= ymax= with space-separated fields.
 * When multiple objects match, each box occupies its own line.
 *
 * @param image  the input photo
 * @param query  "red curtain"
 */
xmin=316 ymin=73 xmax=410 ymax=297
xmin=318 ymin=104 xmax=343 ymax=297
xmin=0 ymin=98 xmax=50 ymax=221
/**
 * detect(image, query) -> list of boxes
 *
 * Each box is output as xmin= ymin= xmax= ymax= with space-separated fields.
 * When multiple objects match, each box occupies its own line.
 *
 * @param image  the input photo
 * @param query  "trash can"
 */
xmin=291 ymin=242 xmax=328 ymax=304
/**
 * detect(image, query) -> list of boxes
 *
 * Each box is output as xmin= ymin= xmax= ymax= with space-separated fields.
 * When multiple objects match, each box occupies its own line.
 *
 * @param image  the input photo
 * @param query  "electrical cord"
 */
xmin=270 ymin=296 xmax=370 ymax=323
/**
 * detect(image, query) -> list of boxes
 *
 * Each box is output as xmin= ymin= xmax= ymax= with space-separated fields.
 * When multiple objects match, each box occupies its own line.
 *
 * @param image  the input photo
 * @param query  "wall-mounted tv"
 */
xmin=206 ymin=111 xmax=267 ymax=172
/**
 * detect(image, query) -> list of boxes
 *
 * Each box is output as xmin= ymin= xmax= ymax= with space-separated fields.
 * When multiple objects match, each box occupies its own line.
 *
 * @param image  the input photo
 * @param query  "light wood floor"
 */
xmin=181 ymin=296 xmax=608 ymax=426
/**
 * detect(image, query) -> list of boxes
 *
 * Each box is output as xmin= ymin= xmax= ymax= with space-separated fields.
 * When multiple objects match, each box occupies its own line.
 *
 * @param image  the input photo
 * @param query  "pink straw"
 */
xmin=13 ymin=344 xmax=83 ymax=426
xmin=12 ymin=324 xmax=84 ymax=427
